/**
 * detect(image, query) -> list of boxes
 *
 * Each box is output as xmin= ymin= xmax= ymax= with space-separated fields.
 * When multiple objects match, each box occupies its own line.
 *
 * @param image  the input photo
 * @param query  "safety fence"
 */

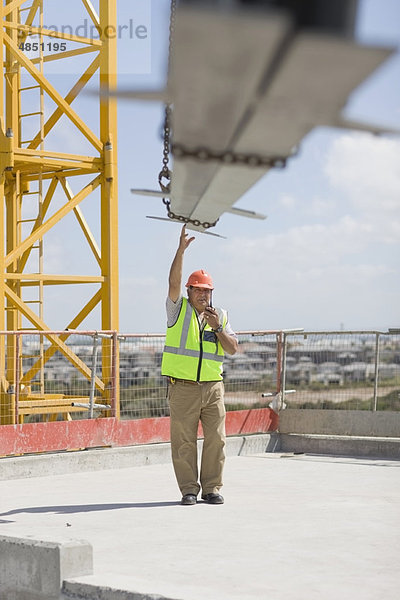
xmin=282 ymin=330 xmax=400 ymax=411
xmin=0 ymin=329 xmax=399 ymax=425
xmin=0 ymin=331 xmax=117 ymax=425
xmin=118 ymin=331 xmax=281 ymax=420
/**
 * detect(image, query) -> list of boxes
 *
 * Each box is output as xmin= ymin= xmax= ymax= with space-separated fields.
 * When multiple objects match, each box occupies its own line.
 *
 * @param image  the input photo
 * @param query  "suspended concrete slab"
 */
xmin=166 ymin=4 xmax=393 ymax=231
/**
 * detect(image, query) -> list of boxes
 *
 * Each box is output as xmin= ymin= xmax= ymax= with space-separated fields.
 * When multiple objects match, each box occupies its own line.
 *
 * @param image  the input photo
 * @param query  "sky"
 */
xmin=19 ymin=0 xmax=400 ymax=334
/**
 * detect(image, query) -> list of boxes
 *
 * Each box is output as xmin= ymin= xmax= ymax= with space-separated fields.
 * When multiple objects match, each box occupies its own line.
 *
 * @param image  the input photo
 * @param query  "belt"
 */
xmin=168 ymin=377 xmax=221 ymax=385
xmin=169 ymin=377 xmax=198 ymax=385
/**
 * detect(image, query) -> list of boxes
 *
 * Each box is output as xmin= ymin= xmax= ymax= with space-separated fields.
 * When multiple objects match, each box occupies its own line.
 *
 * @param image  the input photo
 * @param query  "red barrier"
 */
xmin=0 ymin=408 xmax=278 ymax=457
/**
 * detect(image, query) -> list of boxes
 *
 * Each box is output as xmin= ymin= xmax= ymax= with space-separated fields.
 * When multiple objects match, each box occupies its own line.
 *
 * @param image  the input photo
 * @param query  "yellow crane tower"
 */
xmin=0 ymin=0 xmax=119 ymax=424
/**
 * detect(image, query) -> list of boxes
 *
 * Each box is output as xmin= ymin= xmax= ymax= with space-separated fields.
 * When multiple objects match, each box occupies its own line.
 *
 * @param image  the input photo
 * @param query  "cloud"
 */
xmin=214 ymin=132 xmax=400 ymax=330
xmin=324 ymin=132 xmax=400 ymax=244
xmin=305 ymin=196 xmax=336 ymax=218
xmin=279 ymin=192 xmax=335 ymax=218
xmin=279 ymin=194 xmax=297 ymax=208
xmin=218 ymin=230 xmax=398 ymax=330
xmin=325 ymin=132 xmax=400 ymax=212
xmin=223 ymin=216 xmax=374 ymax=274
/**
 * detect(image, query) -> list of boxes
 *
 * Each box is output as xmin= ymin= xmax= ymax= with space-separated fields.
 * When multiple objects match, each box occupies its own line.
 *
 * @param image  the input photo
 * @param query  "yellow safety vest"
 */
xmin=161 ymin=297 xmax=227 ymax=381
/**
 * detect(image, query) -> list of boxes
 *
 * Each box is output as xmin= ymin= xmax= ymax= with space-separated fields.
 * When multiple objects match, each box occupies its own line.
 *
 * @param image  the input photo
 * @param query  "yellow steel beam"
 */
xmin=21 ymin=289 xmax=102 ymax=385
xmin=6 ymin=274 xmax=104 ymax=284
xmin=3 ymin=0 xmax=25 ymax=18
xmin=5 ymin=22 xmax=103 ymax=46
xmin=2 ymin=0 xmax=20 ymax=422
xmin=17 ymin=0 xmax=40 ymax=47
xmin=5 ymin=174 xmax=101 ymax=268
xmin=4 ymin=284 xmax=105 ymax=391
xmin=81 ymin=0 xmax=101 ymax=34
xmin=15 ymin=147 xmax=102 ymax=164
xmin=3 ymin=31 xmax=102 ymax=152
xmin=21 ymin=168 xmax=97 ymax=181
xmin=31 ymin=45 xmax=98 ymax=65
xmin=19 ymin=397 xmax=90 ymax=406
xmin=19 ymin=175 xmax=58 ymax=271
xmin=99 ymin=0 xmax=118 ymax=331
xmin=1 ymin=1 xmax=119 ymax=423
xmin=0 ymin=136 xmax=5 ymax=391
xmin=24 ymin=0 xmax=41 ymax=27
xmin=28 ymin=54 xmax=100 ymax=150
xmin=18 ymin=405 xmax=89 ymax=416
xmin=99 ymin=0 xmax=119 ymax=417
xmin=59 ymin=177 xmax=102 ymax=267
xmin=14 ymin=156 xmax=101 ymax=172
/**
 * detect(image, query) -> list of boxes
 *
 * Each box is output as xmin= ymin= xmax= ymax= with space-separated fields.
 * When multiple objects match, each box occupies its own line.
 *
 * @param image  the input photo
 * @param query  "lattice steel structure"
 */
xmin=0 ymin=0 xmax=118 ymax=424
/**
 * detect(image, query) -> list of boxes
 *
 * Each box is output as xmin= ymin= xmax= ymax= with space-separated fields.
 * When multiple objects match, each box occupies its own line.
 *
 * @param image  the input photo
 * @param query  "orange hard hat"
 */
xmin=185 ymin=269 xmax=214 ymax=290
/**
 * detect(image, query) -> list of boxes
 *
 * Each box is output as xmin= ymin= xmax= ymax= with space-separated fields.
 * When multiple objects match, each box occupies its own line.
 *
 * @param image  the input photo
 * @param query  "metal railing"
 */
xmin=282 ymin=330 xmax=400 ymax=411
xmin=117 ymin=330 xmax=287 ymax=419
xmin=0 ymin=330 xmax=117 ymax=425
xmin=0 ymin=329 xmax=399 ymax=424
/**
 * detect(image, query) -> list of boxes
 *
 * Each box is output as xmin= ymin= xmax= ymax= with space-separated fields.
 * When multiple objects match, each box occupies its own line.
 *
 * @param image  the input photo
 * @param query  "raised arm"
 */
xmin=168 ymin=225 xmax=195 ymax=302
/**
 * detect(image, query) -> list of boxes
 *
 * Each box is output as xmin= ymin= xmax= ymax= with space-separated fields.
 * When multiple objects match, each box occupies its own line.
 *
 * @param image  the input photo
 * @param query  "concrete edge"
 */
xmin=61 ymin=580 xmax=176 ymax=600
xmin=1 ymin=429 xmax=399 ymax=481
xmin=0 ymin=535 xmax=92 ymax=600
xmin=279 ymin=409 xmax=400 ymax=437
xmin=280 ymin=433 xmax=400 ymax=459
xmin=0 ymin=433 xmax=280 ymax=481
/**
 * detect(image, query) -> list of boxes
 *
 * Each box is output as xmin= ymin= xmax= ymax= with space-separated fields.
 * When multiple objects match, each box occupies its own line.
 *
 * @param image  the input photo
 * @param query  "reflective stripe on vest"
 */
xmin=161 ymin=297 xmax=227 ymax=381
xmin=163 ymin=346 xmax=224 ymax=362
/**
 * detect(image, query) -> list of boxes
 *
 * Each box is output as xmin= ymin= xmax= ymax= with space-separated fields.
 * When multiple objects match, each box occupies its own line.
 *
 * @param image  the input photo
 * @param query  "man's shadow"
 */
xmin=0 ymin=501 xmax=179 ymax=523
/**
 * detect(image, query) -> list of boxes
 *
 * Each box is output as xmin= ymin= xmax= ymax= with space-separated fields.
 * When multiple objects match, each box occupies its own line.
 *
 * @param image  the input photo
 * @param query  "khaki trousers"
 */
xmin=168 ymin=379 xmax=226 ymax=496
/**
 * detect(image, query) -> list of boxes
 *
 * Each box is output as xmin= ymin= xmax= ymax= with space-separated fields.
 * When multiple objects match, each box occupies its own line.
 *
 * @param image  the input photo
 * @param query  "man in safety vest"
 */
xmin=162 ymin=225 xmax=238 ymax=505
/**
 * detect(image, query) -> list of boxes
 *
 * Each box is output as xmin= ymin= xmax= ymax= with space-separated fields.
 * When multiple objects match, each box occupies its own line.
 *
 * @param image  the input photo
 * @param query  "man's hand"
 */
xmin=178 ymin=225 xmax=195 ymax=253
xmin=204 ymin=307 xmax=238 ymax=355
xmin=168 ymin=226 xmax=195 ymax=302
xmin=204 ymin=306 xmax=220 ymax=330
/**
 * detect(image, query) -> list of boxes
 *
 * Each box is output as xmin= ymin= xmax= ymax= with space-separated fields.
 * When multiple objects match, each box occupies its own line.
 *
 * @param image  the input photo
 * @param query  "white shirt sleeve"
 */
xmin=224 ymin=319 xmax=237 ymax=340
xmin=166 ymin=294 xmax=183 ymax=327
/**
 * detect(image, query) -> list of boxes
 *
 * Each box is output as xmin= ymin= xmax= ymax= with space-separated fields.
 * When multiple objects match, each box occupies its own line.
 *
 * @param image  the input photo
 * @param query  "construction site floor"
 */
xmin=1 ymin=450 xmax=400 ymax=600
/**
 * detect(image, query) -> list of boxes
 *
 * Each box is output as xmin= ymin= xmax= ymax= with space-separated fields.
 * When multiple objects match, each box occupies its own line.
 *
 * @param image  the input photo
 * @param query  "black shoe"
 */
xmin=201 ymin=493 xmax=224 ymax=504
xmin=181 ymin=494 xmax=197 ymax=505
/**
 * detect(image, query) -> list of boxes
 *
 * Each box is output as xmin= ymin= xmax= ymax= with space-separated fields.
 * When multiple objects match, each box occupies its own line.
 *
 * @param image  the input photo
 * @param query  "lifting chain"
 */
xmin=158 ymin=0 xmax=219 ymax=230
xmin=171 ymin=143 xmax=290 ymax=169
xmin=158 ymin=0 xmax=176 ymax=196
xmin=158 ymin=104 xmax=172 ymax=194
xmin=162 ymin=196 xmax=219 ymax=230
xmin=158 ymin=0 xmax=291 ymax=230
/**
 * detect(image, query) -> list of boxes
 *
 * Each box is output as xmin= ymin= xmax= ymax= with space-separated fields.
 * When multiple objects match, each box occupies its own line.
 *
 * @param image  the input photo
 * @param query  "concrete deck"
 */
xmin=1 ymin=446 xmax=399 ymax=600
